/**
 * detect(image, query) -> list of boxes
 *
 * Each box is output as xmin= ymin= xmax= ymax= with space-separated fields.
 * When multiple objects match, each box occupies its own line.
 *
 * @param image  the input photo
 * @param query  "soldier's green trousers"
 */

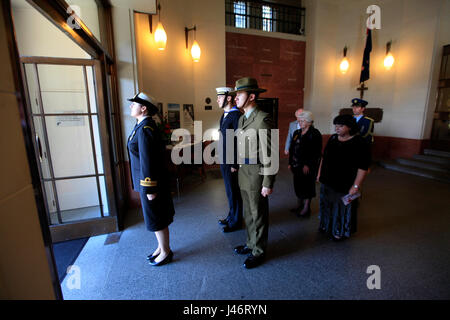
xmin=238 ymin=164 xmax=269 ymax=257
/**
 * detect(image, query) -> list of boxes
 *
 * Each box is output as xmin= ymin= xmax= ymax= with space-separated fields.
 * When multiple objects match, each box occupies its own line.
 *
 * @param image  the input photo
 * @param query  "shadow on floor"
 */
xmin=53 ymin=237 xmax=89 ymax=283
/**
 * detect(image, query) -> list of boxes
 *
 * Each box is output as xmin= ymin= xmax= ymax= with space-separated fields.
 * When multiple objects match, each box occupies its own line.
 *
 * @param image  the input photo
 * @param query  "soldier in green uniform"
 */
xmin=232 ymin=77 xmax=277 ymax=269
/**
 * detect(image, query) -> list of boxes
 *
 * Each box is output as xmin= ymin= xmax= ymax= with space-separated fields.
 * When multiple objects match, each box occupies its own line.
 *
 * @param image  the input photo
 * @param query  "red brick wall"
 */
xmin=321 ymin=134 xmax=429 ymax=160
xmin=226 ymin=32 xmax=306 ymax=158
xmin=371 ymin=137 xmax=430 ymax=160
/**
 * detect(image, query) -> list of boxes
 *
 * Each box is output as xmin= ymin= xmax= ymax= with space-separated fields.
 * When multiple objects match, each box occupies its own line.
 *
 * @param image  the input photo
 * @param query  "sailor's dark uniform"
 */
xmin=351 ymin=98 xmax=374 ymax=145
xmin=127 ymin=117 xmax=174 ymax=231
xmin=355 ymin=116 xmax=374 ymax=144
xmin=218 ymin=107 xmax=243 ymax=229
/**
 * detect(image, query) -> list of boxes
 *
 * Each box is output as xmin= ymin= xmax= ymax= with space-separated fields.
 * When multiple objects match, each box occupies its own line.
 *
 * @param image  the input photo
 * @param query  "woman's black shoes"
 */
xmin=149 ymin=251 xmax=173 ymax=266
xmin=296 ymin=209 xmax=311 ymax=218
xmin=290 ymin=206 xmax=301 ymax=213
xmin=147 ymin=253 xmax=160 ymax=261
xmin=218 ymin=219 xmax=228 ymax=226
xmin=330 ymin=235 xmax=345 ymax=242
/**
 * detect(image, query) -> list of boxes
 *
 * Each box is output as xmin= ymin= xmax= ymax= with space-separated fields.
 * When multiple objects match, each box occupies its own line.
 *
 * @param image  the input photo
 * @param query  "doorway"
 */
xmin=7 ymin=0 xmax=126 ymax=298
xmin=430 ymin=44 xmax=450 ymax=151
xmin=21 ymin=57 xmax=118 ymax=242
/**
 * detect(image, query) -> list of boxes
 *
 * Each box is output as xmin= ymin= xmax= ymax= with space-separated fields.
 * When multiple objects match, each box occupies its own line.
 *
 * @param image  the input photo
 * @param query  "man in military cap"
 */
xmin=232 ymin=77 xmax=277 ymax=269
xmin=216 ymin=87 xmax=243 ymax=233
xmin=352 ymin=98 xmax=374 ymax=145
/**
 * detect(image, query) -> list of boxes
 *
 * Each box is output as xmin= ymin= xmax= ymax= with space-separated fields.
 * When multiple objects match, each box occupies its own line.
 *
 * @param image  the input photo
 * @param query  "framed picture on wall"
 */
xmin=183 ymin=104 xmax=194 ymax=129
xmin=167 ymin=103 xmax=180 ymax=129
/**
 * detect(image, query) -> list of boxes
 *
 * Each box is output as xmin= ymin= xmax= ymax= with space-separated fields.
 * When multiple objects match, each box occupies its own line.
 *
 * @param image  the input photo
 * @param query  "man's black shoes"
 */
xmin=218 ymin=219 xmax=228 ymax=226
xmin=223 ymin=225 xmax=241 ymax=233
xmin=234 ymin=245 xmax=252 ymax=255
xmin=243 ymin=254 xmax=265 ymax=269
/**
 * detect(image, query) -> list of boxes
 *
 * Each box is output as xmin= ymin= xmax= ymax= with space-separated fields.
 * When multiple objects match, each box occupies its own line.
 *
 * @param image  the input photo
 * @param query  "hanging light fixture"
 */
xmin=185 ymin=25 xmax=201 ymax=62
xmin=384 ymin=41 xmax=395 ymax=70
xmin=191 ymin=40 xmax=201 ymax=62
xmin=152 ymin=2 xmax=167 ymax=50
xmin=339 ymin=46 xmax=349 ymax=74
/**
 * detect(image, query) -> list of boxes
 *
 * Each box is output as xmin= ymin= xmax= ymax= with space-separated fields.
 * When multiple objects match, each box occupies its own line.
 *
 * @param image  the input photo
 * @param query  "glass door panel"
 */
xmin=91 ymin=115 xmax=104 ymax=174
xmin=32 ymin=116 xmax=52 ymax=179
xmin=23 ymin=64 xmax=40 ymax=114
xmin=45 ymin=115 xmax=96 ymax=177
xmin=86 ymin=66 xmax=98 ymax=113
xmin=55 ymin=176 xmax=101 ymax=222
xmin=21 ymin=58 xmax=117 ymax=239
xmin=37 ymin=64 xmax=88 ymax=114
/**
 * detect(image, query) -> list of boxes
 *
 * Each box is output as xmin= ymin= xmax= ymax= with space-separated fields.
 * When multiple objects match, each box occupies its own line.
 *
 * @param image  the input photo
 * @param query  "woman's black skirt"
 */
xmin=140 ymin=190 xmax=175 ymax=232
xmin=318 ymin=184 xmax=358 ymax=238
xmin=292 ymin=166 xmax=317 ymax=199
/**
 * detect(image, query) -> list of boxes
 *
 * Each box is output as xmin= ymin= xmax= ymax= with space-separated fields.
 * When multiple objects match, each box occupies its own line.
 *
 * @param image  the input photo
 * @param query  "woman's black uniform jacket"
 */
xmin=127 ymin=117 xmax=174 ymax=230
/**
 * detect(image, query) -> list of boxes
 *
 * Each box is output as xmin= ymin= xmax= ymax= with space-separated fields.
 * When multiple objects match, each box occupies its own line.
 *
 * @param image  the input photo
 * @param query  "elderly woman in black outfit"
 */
xmin=317 ymin=114 xmax=371 ymax=241
xmin=288 ymin=111 xmax=322 ymax=217
xmin=127 ymin=92 xmax=175 ymax=266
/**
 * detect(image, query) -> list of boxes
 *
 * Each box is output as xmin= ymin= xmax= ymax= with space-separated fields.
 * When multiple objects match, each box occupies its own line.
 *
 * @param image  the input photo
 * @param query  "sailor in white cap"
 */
xmin=216 ymin=87 xmax=243 ymax=233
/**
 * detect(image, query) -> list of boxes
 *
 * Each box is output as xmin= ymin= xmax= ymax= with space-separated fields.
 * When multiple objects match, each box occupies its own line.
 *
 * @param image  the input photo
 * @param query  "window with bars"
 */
xmin=226 ymin=0 xmax=306 ymax=36
xmin=234 ymin=1 xmax=247 ymax=28
xmin=262 ymin=5 xmax=272 ymax=32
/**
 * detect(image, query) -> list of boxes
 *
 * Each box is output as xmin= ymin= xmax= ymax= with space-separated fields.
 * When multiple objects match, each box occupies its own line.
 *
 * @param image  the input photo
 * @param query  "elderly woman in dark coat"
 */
xmin=317 ymin=114 xmax=371 ymax=241
xmin=127 ymin=92 xmax=175 ymax=266
xmin=288 ymin=111 xmax=322 ymax=217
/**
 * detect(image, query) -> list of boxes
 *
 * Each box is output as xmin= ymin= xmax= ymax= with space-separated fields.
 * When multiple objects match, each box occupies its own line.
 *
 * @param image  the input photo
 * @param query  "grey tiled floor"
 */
xmin=61 ymin=160 xmax=450 ymax=300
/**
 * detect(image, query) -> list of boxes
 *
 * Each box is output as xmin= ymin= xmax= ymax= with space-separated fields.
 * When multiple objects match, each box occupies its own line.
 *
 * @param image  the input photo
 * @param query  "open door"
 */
xmin=21 ymin=56 xmax=118 ymax=242
xmin=430 ymin=44 xmax=450 ymax=151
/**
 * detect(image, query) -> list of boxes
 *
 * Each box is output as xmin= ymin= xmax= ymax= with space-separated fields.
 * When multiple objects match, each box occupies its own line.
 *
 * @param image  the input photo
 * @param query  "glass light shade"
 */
xmin=340 ymin=57 xmax=349 ymax=74
xmin=191 ymin=40 xmax=201 ymax=62
xmin=384 ymin=53 xmax=395 ymax=70
xmin=154 ymin=22 xmax=167 ymax=50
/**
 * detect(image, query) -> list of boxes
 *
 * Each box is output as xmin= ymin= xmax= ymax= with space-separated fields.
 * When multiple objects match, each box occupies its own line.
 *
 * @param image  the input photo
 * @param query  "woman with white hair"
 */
xmin=288 ymin=111 xmax=322 ymax=217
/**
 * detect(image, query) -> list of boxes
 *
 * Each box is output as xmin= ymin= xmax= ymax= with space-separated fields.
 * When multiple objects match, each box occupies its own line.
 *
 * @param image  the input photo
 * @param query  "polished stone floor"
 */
xmin=61 ymin=159 xmax=450 ymax=300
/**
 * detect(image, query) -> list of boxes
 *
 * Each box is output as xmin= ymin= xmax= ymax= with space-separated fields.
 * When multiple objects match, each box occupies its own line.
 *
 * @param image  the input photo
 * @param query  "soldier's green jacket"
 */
xmin=236 ymin=106 xmax=277 ymax=189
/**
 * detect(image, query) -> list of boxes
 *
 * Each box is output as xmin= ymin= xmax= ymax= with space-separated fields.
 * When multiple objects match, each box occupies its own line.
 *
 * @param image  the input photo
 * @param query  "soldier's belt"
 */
xmin=241 ymin=158 xmax=259 ymax=165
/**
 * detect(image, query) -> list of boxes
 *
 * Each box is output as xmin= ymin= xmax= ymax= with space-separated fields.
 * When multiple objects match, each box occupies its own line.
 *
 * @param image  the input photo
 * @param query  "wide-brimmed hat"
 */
xmin=231 ymin=77 xmax=267 ymax=94
xmin=128 ymin=92 xmax=158 ymax=114
xmin=215 ymin=87 xmax=236 ymax=96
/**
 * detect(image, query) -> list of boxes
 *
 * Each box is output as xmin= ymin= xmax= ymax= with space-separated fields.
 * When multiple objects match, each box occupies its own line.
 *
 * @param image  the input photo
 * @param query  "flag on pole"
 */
xmin=360 ymin=28 xmax=372 ymax=83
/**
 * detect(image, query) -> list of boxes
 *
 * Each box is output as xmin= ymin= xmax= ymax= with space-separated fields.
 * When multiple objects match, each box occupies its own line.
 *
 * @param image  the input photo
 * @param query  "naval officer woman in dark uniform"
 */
xmin=127 ymin=92 xmax=175 ymax=266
